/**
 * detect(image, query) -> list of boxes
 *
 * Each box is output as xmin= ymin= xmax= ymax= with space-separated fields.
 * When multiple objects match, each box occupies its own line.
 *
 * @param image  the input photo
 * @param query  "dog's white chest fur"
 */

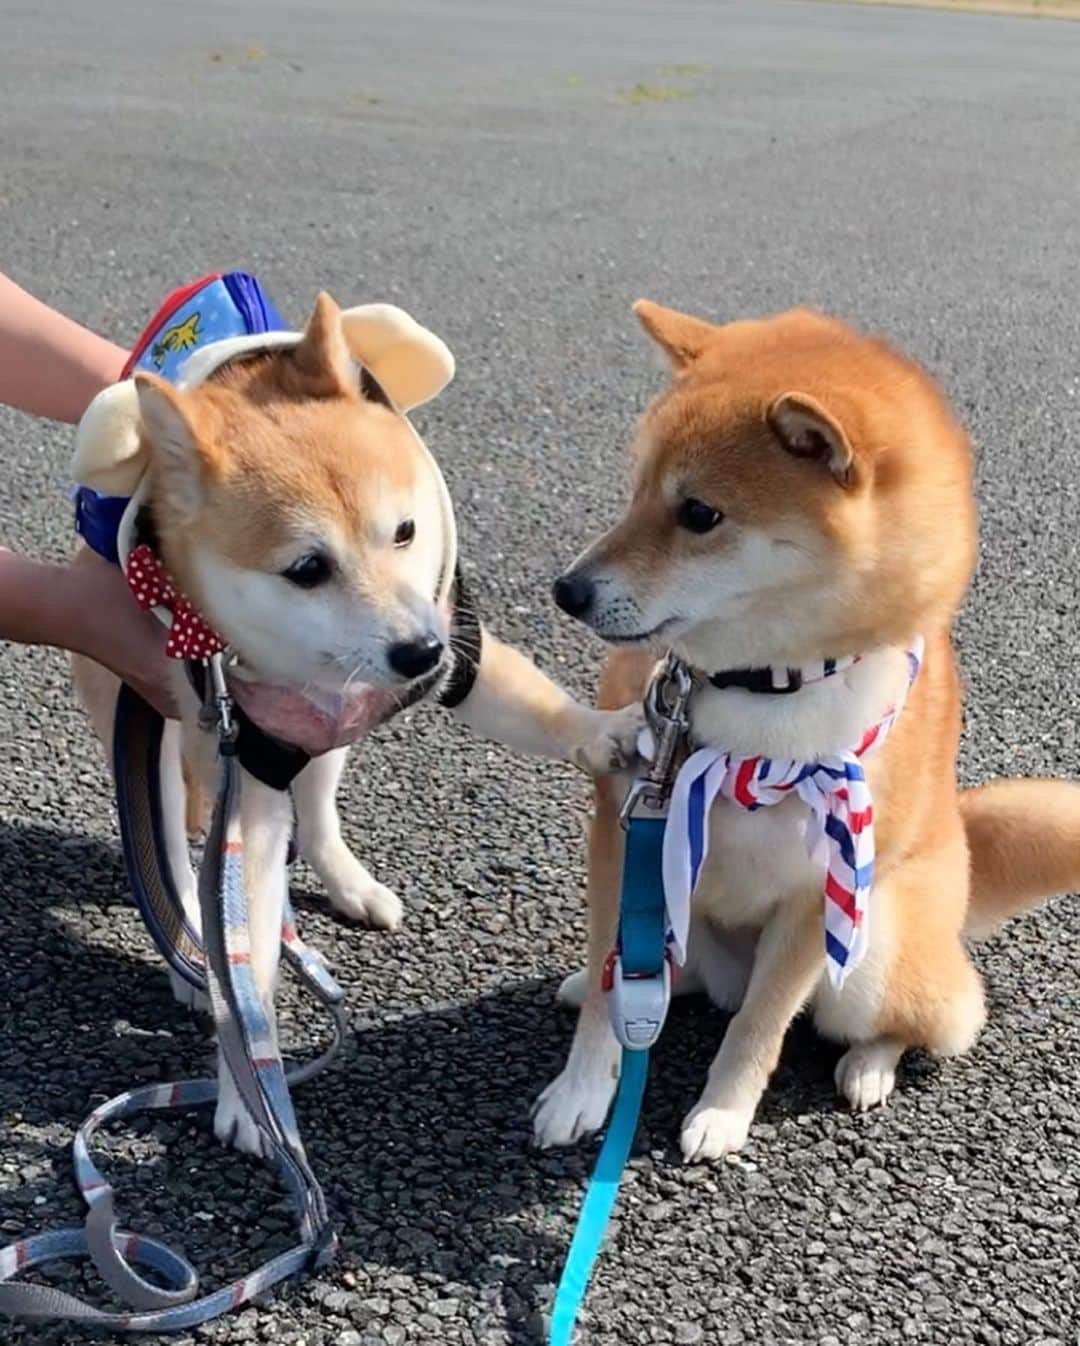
xmin=692 ymin=794 xmax=818 ymax=929
xmin=683 ymin=647 xmax=911 ymax=934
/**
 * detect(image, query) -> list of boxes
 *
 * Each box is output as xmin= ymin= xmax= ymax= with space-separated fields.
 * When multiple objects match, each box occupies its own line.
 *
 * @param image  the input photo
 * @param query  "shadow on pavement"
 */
xmin=0 ymin=822 xmax=932 ymax=1344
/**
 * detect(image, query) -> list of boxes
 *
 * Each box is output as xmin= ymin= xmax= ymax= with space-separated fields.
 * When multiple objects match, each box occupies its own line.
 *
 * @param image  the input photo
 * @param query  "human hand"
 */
xmin=64 ymin=550 xmax=180 ymax=718
xmin=0 ymin=546 xmax=179 ymax=718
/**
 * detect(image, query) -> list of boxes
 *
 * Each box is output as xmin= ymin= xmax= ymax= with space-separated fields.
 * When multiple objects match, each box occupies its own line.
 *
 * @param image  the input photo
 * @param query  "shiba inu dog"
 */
xmin=71 ymin=293 xmax=641 ymax=1154
xmin=534 ymin=300 xmax=1080 ymax=1162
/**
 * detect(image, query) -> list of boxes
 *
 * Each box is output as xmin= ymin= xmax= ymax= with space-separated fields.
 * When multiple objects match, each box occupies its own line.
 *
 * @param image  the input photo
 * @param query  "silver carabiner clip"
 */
xmin=206 ymin=652 xmax=239 ymax=753
xmin=619 ymin=653 xmax=694 ymax=828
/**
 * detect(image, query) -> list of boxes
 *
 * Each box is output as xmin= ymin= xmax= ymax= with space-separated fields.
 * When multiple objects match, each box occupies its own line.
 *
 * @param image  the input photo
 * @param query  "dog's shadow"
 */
xmin=0 ymin=823 xmax=917 ymax=1344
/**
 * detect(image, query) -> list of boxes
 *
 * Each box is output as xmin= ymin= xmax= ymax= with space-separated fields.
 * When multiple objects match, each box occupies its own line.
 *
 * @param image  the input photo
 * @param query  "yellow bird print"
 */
xmin=151 ymin=312 xmax=202 ymax=368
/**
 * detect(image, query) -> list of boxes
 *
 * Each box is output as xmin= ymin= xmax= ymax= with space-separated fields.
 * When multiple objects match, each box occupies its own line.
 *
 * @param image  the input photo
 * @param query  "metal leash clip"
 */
xmin=618 ymin=652 xmax=694 ymax=828
xmin=200 ymin=651 xmax=239 ymax=754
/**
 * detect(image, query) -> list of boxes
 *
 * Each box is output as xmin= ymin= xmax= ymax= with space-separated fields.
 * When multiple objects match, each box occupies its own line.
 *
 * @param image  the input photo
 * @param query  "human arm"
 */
xmin=0 ymin=547 xmax=177 ymax=718
xmin=0 ymin=271 xmax=126 ymax=423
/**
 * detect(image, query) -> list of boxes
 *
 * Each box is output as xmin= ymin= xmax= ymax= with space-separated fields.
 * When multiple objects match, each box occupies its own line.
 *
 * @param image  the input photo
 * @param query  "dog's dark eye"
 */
xmin=282 ymin=552 xmax=333 ymax=588
xmin=394 ymin=518 xmax=416 ymax=548
xmin=676 ymin=498 xmax=724 ymax=534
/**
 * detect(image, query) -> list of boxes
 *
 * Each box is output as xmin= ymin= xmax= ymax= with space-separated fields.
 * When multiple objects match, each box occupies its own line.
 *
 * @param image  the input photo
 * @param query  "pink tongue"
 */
xmin=229 ymin=678 xmax=400 ymax=756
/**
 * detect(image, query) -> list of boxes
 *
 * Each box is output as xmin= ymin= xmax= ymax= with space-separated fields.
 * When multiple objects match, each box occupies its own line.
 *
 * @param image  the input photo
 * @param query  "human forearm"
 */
xmin=0 ymin=547 xmax=177 ymax=716
xmin=0 ymin=273 xmax=126 ymax=423
xmin=0 ymin=548 xmax=78 ymax=647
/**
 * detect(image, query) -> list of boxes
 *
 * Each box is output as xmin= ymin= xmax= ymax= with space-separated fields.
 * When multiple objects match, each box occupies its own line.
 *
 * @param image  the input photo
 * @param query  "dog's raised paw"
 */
xmin=533 ymin=1064 xmax=618 ymax=1149
xmin=680 ymin=1102 xmax=753 ymax=1162
xmin=571 ymin=703 xmax=646 ymax=776
xmin=834 ymin=1039 xmax=902 ymax=1112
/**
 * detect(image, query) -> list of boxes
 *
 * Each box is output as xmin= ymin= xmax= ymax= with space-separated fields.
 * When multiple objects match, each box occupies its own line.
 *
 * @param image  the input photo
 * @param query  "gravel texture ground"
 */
xmin=1 ymin=2 xmax=1079 ymax=1343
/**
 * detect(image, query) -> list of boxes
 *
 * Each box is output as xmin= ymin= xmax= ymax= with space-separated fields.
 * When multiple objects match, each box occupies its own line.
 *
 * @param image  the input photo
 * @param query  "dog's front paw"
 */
xmin=555 ymin=968 xmax=589 ymax=1010
xmin=325 ymin=874 xmax=403 ymax=931
xmin=533 ymin=1060 xmax=619 ymax=1148
xmin=214 ymin=1060 xmax=264 ymax=1156
xmin=835 ymin=1039 xmax=902 ymax=1112
xmin=680 ymin=1101 xmax=754 ymax=1162
xmin=569 ymin=702 xmax=646 ymax=777
xmin=304 ymin=842 xmax=404 ymax=930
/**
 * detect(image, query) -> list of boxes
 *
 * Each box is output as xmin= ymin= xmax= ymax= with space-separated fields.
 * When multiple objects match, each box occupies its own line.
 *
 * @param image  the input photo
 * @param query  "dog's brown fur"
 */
xmin=536 ymin=301 xmax=1080 ymax=1158
xmin=73 ymin=293 xmax=647 ymax=1154
xmin=135 ymin=296 xmax=423 ymax=629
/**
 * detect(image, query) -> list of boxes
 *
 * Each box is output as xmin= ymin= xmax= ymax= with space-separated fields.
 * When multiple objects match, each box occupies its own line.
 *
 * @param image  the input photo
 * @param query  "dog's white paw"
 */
xmin=214 ymin=1061 xmax=264 ymax=1156
xmin=170 ymin=968 xmax=211 ymax=1015
xmin=680 ymin=1101 xmax=754 ymax=1162
xmin=835 ymin=1040 xmax=902 ymax=1112
xmin=533 ymin=1061 xmax=619 ymax=1149
xmin=570 ymin=703 xmax=646 ymax=777
xmin=555 ymin=968 xmax=589 ymax=1009
xmin=325 ymin=875 xmax=403 ymax=931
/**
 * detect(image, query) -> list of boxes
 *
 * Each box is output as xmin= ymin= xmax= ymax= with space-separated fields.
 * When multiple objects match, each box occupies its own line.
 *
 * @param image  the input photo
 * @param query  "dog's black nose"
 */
xmin=553 ymin=572 xmax=595 ymax=619
xmin=387 ymin=634 xmax=444 ymax=680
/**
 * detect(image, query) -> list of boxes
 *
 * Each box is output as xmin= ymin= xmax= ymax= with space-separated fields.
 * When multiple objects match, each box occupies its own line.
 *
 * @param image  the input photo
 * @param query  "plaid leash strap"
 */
xmin=662 ymin=640 xmax=924 ymax=989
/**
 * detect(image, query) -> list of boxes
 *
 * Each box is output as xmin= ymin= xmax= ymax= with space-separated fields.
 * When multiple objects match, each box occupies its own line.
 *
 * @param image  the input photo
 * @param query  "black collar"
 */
xmin=707 ymin=656 xmax=855 ymax=697
xmin=709 ymin=666 xmax=805 ymax=695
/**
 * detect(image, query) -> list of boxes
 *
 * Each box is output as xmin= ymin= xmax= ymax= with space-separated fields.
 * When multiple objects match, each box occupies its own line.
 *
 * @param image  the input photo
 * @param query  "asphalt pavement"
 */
xmin=2 ymin=2 xmax=1080 ymax=1343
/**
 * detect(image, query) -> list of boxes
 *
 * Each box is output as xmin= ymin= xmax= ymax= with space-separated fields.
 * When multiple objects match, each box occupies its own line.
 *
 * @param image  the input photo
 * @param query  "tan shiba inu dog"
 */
xmin=71 ymin=293 xmax=641 ymax=1153
xmin=534 ymin=300 xmax=1080 ymax=1162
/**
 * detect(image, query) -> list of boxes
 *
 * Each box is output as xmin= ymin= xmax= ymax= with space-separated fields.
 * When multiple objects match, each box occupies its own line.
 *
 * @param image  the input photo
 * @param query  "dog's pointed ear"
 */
xmin=135 ymin=372 xmax=223 ymax=519
xmin=633 ymin=299 xmax=717 ymax=371
xmin=767 ymin=392 xmax=856 ymax=488
xmin=291 ymin=291 xmax=356 ymax=397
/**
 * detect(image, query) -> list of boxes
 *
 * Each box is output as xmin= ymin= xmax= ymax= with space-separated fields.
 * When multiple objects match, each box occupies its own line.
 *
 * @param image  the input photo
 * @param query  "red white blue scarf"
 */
xmin=660 ymin=640 xmax=924 ymax=990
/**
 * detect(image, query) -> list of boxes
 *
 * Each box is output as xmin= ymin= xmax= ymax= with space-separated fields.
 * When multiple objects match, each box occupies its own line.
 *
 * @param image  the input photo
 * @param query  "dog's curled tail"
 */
xmin=962 ymin=778 xmax=1080 ymax=938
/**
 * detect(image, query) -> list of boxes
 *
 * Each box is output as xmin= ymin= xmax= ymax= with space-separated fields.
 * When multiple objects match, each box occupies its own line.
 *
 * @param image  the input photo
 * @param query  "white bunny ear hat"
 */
xmin=71 ymin=297 xmax=459 ymax=608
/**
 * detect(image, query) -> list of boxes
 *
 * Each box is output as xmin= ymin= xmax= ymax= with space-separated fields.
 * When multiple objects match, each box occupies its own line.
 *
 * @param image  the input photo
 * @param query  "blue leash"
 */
xmin=548 ymin=1050 xmax=650 ymax=1345
xmin=548 ymin=816 xmax=671 ymax=1346
xmin=548 ymin=656 xmax=693 ymax=1346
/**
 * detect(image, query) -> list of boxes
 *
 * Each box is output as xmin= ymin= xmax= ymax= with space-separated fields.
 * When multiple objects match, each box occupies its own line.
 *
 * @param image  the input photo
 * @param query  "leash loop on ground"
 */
xmin=0 ymin=680 xmax=345 ymax=1332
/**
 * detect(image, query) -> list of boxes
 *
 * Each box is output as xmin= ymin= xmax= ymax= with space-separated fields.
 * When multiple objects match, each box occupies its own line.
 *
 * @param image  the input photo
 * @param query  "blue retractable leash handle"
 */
xmin=548 ymin=658 xmax=692 ymax=1346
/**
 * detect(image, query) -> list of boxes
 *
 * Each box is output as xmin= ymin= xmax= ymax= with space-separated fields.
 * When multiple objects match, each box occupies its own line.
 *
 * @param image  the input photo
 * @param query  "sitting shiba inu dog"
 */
xmin=70 ymin=291 xmax=641 ymax=1153
xmin=535 ymin=300 xmax=1080 ymax=1161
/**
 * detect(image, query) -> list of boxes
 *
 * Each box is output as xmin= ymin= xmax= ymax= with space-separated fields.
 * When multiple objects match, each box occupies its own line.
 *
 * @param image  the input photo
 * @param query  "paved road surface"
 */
xmin=2 ymin=2 xmax=1079 ymax=1343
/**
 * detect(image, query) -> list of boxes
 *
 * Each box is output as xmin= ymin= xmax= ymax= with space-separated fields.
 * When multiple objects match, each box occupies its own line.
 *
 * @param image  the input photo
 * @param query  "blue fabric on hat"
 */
xmin=74 ymin=273 xmax=286 ymax=565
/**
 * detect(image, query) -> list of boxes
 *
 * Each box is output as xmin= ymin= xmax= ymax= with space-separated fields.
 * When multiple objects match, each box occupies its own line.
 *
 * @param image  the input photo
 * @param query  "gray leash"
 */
xmin=0 ymin=671 xmax=345 ymax=1330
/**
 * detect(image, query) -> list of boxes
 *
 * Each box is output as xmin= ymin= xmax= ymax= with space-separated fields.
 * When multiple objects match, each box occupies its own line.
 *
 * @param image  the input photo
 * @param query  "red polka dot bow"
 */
xmin=126 ymin=543 xmax=226 ymax=661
